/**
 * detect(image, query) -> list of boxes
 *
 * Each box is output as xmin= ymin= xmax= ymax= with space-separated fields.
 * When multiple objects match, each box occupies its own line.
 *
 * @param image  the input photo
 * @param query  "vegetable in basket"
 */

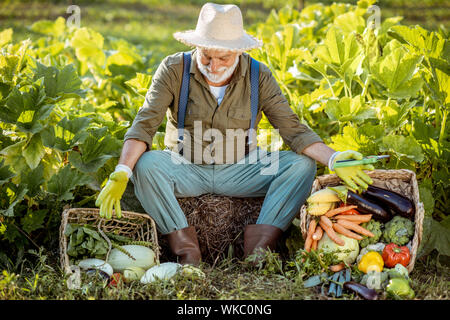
xmin=382 ymin=216 xmax=414 ymax=246
xmin=386 ymin=277 xmax=415 ymax=299
xmin=382 ymin=243 xmax=411 ymax=268
xmin=358 ymin=220 xmax=383 ymax=248
xmin=362 ymin=185 xmax=415 ymax=219
xmin=385 ymin=263 xmax=410 ymax=281
xmin=317 ymin=233 xmax=359 ymax=265
xmin=329 ymin=186 xmax=391 ymax=222
xmin=357 ymin=243 xmax=385 ymax=264
xmin=64 ymin=223 xmax=133 ymax=260
xmin=306 ymin=188 xmax=340 ymax=216
xmin=107 ymin=245 xmax=157 ymax=273
xmin=358 ymin=251 xmax=384 ymax=273
xmin=360 ymin=270 xmax=389 ymax=290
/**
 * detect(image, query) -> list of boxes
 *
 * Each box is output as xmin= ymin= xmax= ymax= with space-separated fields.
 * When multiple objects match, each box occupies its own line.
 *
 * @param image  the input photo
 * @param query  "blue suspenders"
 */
xmin=177 ymin=52 xmax=259 ymax=156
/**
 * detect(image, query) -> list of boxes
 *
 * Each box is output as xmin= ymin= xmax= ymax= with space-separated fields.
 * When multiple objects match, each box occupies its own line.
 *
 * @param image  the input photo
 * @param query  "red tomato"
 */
xmin=109 ymin=273 xmax=122 ymax=288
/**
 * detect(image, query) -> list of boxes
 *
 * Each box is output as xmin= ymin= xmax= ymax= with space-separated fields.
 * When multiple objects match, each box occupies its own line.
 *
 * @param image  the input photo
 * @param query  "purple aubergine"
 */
xmin=343 ymin=281 xmax=378 ymax=300
xmin=363 ymin=185 xmax=415 ymax=219
xmin=346 ymin=190 xmax=392 ymax=222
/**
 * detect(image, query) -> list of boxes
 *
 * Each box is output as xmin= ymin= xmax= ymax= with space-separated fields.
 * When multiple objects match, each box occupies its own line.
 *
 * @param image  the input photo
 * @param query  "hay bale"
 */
xmin=180 ymin=194 xmax=264 ymax=263
xmin=121 ymin=181 xmax=264 ymax=263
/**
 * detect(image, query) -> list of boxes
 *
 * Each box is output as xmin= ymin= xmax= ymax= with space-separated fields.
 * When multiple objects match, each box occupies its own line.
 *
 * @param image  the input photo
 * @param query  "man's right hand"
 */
xmin=95 ymin=171 xmax=129 ymax=219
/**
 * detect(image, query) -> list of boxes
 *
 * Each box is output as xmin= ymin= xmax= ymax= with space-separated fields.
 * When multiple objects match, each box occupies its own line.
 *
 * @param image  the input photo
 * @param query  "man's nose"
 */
xmin=210 ymin=59 xmax=220 ymax=73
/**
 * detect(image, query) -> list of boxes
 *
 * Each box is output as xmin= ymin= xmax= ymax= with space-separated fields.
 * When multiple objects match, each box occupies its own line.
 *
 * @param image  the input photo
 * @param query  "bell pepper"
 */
xmin=382 ymin=243 xmax=411 ymax=268
xmin=339 ymin=203 xmax=360 ymax=215
xmin=386 ymin=278 xmax=415 ymax=300
xmin=358 ymin=251 xmax=384 ymax=273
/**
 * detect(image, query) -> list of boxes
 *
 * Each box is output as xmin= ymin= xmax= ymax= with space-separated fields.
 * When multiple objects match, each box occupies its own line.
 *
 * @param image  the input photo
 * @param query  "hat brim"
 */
xmin=173 ymin=30 xmax=263 ymax=51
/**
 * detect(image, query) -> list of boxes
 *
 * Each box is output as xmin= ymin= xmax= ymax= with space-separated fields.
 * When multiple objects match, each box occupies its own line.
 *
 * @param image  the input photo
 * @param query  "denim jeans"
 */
xmin=130 ymin=147 xmax=316 ymax=235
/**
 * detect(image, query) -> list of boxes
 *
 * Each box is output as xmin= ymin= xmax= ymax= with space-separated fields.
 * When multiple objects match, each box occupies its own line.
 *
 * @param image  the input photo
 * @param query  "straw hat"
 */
xmin=173 ymin=3 xmax=263 ymax=51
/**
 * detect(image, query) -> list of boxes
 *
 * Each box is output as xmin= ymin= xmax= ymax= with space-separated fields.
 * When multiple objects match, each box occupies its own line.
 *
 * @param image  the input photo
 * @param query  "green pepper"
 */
xmin=386 ymin=278 xmax=415 ymax=300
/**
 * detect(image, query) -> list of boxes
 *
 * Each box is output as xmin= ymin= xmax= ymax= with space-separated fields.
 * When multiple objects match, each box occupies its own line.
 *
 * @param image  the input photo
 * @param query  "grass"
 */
xmin=0 ymin=247 xmax=448 ymax=300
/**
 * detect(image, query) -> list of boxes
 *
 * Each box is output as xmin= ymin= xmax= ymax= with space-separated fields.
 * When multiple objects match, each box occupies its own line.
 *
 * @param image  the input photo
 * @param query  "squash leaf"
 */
xmin=68 ymin=127 xmax=121 ymax=173
xmin=417 ymin=216 xmax=450 ymax=259
xmin=32 ymin=62 xmax=84 ymax=99
xmin=47 ymin=165 xmax=93 ymax=201
xmin=0 ymin=86 xmax=52 ymax=134
xmin=41 ymin=116 xmax=91 ymax=152
xmin=372 ymin=41 xmax=424 ymax=99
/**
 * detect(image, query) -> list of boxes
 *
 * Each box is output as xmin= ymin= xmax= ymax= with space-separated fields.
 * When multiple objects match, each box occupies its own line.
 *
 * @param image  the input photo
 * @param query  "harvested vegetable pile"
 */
xmin=301 ymin=181 xmax=418 ymax=300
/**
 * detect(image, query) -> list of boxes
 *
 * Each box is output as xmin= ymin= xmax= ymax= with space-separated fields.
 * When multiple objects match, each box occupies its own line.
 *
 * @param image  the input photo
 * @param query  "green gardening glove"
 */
xmin=332 ymin=150 xmax=374 ymax=193
xmin=95 ymin=171 xmax=129 ymax=219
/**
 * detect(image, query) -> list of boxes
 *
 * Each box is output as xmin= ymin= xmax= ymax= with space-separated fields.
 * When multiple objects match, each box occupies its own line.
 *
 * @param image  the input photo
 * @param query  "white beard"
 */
xmin=196 ymin=53 xmax=240 ymax=84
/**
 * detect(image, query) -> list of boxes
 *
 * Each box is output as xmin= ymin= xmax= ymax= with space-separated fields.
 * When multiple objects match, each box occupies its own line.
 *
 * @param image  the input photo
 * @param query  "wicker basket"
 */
xmin=59 ymin=208 xmax=160 ymax=274
xmin=299 ymin=169 xmax=425 ymax=273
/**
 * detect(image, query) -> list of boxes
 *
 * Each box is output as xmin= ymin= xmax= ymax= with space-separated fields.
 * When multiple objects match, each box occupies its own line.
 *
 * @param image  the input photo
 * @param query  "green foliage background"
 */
xmin=0 ymin=0 xmax=449 ymax=268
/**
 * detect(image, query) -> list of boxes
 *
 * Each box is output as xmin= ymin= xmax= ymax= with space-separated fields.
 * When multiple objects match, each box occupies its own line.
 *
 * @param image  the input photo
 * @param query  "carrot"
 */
xmin=320 ymin=215 xmax=333 ymax=229
xmin=332 ymin=222 xmax=363 ymax=240
xmin=319 ymin=221 xmax=345 ymax=246
xmin=312 ymin=226 xmax=323 ymax=241
xmin=329 ymin=262 xmax=345 ymax=272
xmin=304 ymin=236 xmax=313 ymax=252
xmin=304 ymin=219 xmax=317 ymax=252
xmin=311 ymin=240 xmax=318 ymax=250
xmin=325 ymin=205 xmax=358 ymax=217
xmin=337 ymin=219 xmax=375 ymax=237
xmin=335 ymin=214 xmax=372 ymax=223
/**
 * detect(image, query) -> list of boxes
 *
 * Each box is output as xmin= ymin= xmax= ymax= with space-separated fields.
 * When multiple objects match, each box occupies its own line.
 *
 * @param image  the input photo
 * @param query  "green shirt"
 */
xmin=124 ymin=49 xmax=323 ymax=164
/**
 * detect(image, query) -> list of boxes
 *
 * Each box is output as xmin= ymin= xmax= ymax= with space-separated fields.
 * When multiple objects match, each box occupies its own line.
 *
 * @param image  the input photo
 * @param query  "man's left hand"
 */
xmin=332 ymin=150 xmax=374 ymax=193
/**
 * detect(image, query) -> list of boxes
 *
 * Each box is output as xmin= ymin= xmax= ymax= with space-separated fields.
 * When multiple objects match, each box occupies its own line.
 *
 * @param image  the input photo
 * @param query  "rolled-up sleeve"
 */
xmin=259 ymin=64 xmax=323 ymax=154
xmin=124 ymin=56 xmax=177 ymax=150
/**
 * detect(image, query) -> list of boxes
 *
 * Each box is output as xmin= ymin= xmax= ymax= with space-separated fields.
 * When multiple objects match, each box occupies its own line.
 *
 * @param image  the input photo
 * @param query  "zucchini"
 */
xmin=363 ymin=186 xmax=415 ymax=219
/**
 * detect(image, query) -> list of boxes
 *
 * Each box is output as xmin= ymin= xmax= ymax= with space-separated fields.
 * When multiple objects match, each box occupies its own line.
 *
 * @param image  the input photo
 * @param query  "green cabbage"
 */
xmin=317 ymin=233 xmax=360 ymax=264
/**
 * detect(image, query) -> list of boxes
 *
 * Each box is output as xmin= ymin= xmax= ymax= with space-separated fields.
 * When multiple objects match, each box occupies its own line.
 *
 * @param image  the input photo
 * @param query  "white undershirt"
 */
xmin=209 ymin=84 xmax=228 ymax=105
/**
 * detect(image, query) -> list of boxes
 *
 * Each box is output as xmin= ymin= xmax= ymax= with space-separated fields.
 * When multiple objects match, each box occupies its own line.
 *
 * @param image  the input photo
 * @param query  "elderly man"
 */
xmin=95 ymin=3 xmax=374 ymax=265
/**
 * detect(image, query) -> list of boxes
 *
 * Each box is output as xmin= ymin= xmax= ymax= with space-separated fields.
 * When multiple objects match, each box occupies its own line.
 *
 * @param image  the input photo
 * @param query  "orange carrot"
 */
xmin=320 ymin=215 xmax=333 ymax=229
xmin=319 ymin=221 xmax=345 ymax=246
xmin=325 ymin=205 xmax=358 ymax=217
xmin=337 ymin=219 xmax=375 ymax=237
xmin=311 ymin=240 xmax=318 ymax=250
xmin=329 ymin=262 xmax=345 ymax=272
xmin=332 ymin=222 xmax=363 ymax=240
xmin=304 ymin=219 xmax=317 ymax=252
xmin=312 ymin=226 xmax=323 ymax=241
xmin=335 ymin=214 xmax=372 ymax=223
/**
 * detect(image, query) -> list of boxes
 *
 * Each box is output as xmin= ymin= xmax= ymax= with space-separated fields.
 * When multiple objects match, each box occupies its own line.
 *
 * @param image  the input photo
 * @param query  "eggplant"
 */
xmin=346 ymin=190 xmax=392 ymax=222
xmin=343 ymin=281 xmax=378 ymax=300
xmin=363 ymin=185 xmax=415 ymax=219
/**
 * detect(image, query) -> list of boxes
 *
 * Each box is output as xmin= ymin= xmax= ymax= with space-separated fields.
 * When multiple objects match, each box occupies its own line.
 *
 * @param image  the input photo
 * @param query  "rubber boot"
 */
xmin=243 ymin=224 xmax=283 ymax=264
xmin=166 ymin=226 xmax=202 ymax=265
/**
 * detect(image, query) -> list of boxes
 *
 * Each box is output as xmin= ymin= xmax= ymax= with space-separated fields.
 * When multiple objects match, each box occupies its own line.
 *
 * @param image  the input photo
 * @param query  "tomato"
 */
xmin=109 ymin=272 xmax=123 ymax=288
